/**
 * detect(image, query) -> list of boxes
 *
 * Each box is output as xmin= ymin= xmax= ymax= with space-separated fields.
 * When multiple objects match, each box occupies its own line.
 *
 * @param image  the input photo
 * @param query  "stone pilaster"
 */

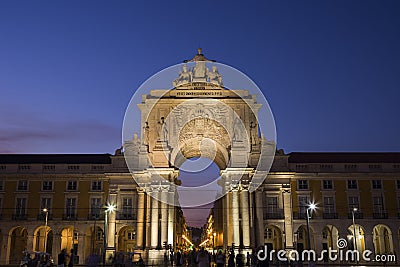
xmin=160 ymin=191 xmax=168 ymax=245
xmin=240 ymin=188 xmax=250 ymax=247
xmin=282 ymin=189 xmax=294 ymax=249
xmin=232 ymin=189 xmax=240 ymax=248
xmin=255 ymin=189 xmax=264 ymax=247
xmin=136 ymin=190 xmax=145 ymax=249
xmin=150 ymin=192 xmax=159 ymax=248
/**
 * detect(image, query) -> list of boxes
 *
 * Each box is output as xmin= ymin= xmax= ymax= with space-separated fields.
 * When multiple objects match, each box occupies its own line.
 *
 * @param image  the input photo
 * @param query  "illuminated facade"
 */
xmin=204 ymin=152 xmax=400 ymax=262
xmin=0 ymin=153 xmax=187 ymax=265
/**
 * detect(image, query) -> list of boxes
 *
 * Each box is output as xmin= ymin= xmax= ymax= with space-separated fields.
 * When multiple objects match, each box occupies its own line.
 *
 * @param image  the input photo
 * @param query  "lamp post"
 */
xmin=306 ymin=203 xmax=316 ymax=251
xmin=43 ymin=208 xmax=49 ymax=253
xmin=351 ymin=208 xmax=358 ymax=253
xmin=103 ymin=204 xmax=115 ymax=266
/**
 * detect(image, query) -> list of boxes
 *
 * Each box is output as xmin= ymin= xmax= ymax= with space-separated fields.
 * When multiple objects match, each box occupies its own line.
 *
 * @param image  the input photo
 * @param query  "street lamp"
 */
xmin=351 ymin=208 xmax=358 ymax=253
xmin=103 ymin=203 xmax=115 ymax=266
xmin=306 ymin=203 xmax=316 ymax=251
xmin=43 ymin=208 xmax=49 ymax=253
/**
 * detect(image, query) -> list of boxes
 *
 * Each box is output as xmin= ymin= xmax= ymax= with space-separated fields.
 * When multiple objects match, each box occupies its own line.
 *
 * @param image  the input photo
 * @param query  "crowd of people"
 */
xmin=163 ymin=247 xmax=267 ymax=267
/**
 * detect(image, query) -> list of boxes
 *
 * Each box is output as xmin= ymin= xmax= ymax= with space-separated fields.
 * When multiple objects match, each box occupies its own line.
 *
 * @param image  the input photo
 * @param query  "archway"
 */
xmin=117 ymin=226 xmax=136 ymax=252
xmin=373 ymin=224 xmax=393 ymax=254
xmin=264 ymin=225 xmax=283 ymax=251
xmin=84 ymin=226 xmax=104 ymax=257
xmin=8 ymin=226 xmax=28 ymax=264
xmin=33 ymin=226 xmax=53 ymax=253
xmin=61 ymin=227 xmax=78 ymax=254
xmin=322 ymin=225 xmax=339 ymax=250
xmin=347 ymin=224 xmax=365 ymax=253
xmin=296 ymin=225 xmax=314 ymax=251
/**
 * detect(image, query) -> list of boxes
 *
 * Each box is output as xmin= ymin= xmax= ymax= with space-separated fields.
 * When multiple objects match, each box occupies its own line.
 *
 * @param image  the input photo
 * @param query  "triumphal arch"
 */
xmin=123 ymin=49 xmax=276 ymax=260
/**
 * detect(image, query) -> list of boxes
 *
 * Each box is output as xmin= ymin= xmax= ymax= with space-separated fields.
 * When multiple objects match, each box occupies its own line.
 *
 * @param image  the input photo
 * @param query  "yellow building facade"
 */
xmin=205 ymin=152 xmax=400 ymax=263
xmin=0 ymin=153 xmax=187 ymax=265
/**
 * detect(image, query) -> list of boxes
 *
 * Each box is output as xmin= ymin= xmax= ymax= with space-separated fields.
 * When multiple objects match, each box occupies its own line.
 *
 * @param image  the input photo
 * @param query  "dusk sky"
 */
xmin=1 ymin=1 xmax=400 ymax=226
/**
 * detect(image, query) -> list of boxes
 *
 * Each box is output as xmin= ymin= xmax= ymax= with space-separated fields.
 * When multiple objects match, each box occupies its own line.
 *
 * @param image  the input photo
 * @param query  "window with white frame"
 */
xmin=372 ymin=180 xmax=382 ymax=190
xmin=91 ymin=181 xmax=102 ymax=191
xmin=372 ymin=196 xmax=384 ymax=214
xmin=122 ymin=197 xmax=133 ymax=218
xmin=66 ymin=198 xmax=77 ymax=218
xmin=298 ymin=180 xmax=309 ymax=190
xmin=42 ymin=181 xmax=53 ymax=191
xmin=347 ymin=180 xmax=358 ymax=190
xmin=348 ymin=196 xmax=360 ymax=212
xmin=40 ymin=197 xmax=52 ymax=211
xmin=17 ymin=180 xmax=28 ymax=191
xmin=67 ymin=180 xmax=78 ymax=191
xmin=16 ymin=197 xmax=27 ymax=216
xmin=298 ymin=195 xmax=310 ymax=215
xmin=90 ymin=197 xmax=102 ymax=218
xmin=322 ymin=180 xmax=333 ymax=190
xmin=323 ymin=196 xmax=335 ymax=214
xmin=266 ymin=196 xmax=279 ymax=214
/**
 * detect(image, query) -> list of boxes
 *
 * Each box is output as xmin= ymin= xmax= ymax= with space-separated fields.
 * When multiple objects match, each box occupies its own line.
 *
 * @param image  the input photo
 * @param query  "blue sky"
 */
xmin=1 ymin=0 xmax=400 ymax=226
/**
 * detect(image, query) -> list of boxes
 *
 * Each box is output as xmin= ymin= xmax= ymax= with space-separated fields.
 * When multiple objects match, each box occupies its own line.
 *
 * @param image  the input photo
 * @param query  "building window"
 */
xmin=91 ymin=181 xmax=102 ymax=191
xmin=348 ymin=196 xmax=360 ymax=211
xmin=298 ymin=180 xmax=309 ymax=190
xmin=347 ymin=180 xmax=358 ymax=190
xmin=298 ymin=195 xmax=310 ymax=216
xmin=0 ymin=197 xmax=2 ymax=216
xmin=0 ymin=180 xmax=4 ymax=191
xmin=0 ymin=165 xmax=6 ymax=170
xmin=41 ymin=197 xmax=52 ymax=212
xmin=266 ymin=197 xmax=279 ymax=214
xmin=265 ymin=228 xmax=273 ymax=239
xmin=372 ymin=180 xmax=382 ymax=190
xmin=323 ymin=196 xmax=335 ymax=214
xmin=127 ymin=231 xmax=135 ymax=240
xmin=322 ymin=180 xmax=333 ymax=190
xmin=372 ymin=196 xmax=384 ymax=214
xmin=67 ymin=180 xmax=78 ymax=191
xmin=42 ymin=181 xmax=53 ymax=191
xmin=15 ymin=198 xmax=27 ymax=217
xmin=90 ymin=198 xmax=102 ymax=218
xmin=17 ymin=180 xmax=28 ymax=191
xmin=121 ymin=197 xmax=133 ymax=219
xmin=397 ymin=180 xmax=400 ymax=190
xmin=65 ymin=198 xmax=77 ymax=219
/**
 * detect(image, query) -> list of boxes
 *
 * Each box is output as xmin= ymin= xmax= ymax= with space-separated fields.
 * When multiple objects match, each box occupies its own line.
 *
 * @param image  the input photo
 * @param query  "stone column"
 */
xmin=145 ymin=193 xmax=151 ymax=248
xmin=106 ymin=193 xmax=117 ymax=251
xmin=136 ymin=190 xmax=145 ymax=249
xmin=255 ymin=189 xmax=264 ymax=247
xmin=232 ymin=189 xmax=240 ymax=248
xmin=150 ymin=192 xmax=159 ymax=248
xmin=52 ymin=232 xmax=61 ymax=263
xmin=160 ymin=190 xmax=168 ymax=245
xmin=240 ymin=188 xmax=250 ymax=247
xmin=168 ymin=191 xmax=175 ymax=246
xmin=282 ymin=189 xmax=294 ymax=249
xmin=223 ymin=193 xmax=229 ymax=249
